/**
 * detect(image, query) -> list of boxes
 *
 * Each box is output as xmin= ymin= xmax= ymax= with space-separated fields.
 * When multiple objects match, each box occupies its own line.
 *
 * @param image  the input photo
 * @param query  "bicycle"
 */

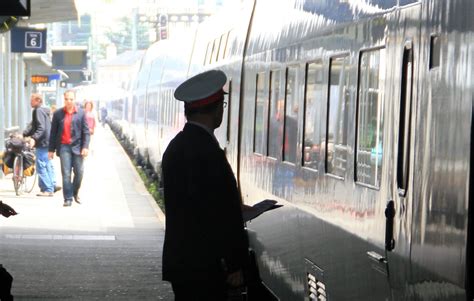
xmin=5 ymin=135 xmax=37 ymax=196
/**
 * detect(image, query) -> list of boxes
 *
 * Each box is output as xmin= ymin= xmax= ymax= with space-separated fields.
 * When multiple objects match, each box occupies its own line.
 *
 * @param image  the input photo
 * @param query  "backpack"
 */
xmin=6 ymin=137 xmax=24 ymax=154
xmin=0 ymin=152 xmax=12 ymax=175
xmin=23 ymin=151 xmax=36 ymax=177
xmin=1 ymin=151 xmax=15 ymax=169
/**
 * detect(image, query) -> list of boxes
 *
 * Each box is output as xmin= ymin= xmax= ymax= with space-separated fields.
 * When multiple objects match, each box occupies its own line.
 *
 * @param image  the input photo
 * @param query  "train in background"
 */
xmin=107 ymin=0 xmax=474 ymax=299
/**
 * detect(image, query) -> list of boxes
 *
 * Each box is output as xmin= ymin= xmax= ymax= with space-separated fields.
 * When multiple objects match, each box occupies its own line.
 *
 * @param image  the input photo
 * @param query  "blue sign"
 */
xmin=11 ymin=27 xmax=47 ymax=53
xmin=49 ymin=74 xmax=60 ymax=81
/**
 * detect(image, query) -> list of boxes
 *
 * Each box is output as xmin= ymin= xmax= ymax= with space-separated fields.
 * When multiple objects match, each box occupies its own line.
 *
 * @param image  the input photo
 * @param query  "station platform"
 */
xmin=0 ymin=126 xmax=173 ymax=300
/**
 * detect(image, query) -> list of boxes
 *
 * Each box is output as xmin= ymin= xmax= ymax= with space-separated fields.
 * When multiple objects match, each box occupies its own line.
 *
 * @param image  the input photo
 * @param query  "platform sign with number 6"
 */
xmin=10 ymin=27 xmax=47 ymax=53
xmin=25 ymin=31 xmax=42 ymax=49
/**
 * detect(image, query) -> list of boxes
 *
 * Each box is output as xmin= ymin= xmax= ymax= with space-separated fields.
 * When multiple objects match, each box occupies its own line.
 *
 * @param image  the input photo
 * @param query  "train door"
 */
xmin=467 ymin=3 xmax=474 ymax=295
xmin=384 ymin=4 xmax=421 ymax=297
xmin=406 ymin=1 xmax=473 ymax=298
xmin=469 ymin=97 xmax=474 ymax=300
xmin=222 ymin=77 xmax=233 ymax=156
xmin=217 ymin=70 xmax=241 ymax=175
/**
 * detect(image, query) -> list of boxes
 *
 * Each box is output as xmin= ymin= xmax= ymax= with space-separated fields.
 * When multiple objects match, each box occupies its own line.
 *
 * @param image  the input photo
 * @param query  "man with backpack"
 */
xmin=23 ymin=93 xmax=60 ymax=197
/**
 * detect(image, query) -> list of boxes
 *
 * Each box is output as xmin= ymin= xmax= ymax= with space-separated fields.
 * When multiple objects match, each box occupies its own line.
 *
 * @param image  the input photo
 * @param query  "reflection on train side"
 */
xmin=105 ymin=0 xmax=473 ymax=299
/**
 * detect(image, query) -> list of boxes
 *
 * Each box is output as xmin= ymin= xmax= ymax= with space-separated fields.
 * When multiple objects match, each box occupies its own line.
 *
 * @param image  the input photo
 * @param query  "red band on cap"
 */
xmin=186 ymin=90 xmax=225 ymax=109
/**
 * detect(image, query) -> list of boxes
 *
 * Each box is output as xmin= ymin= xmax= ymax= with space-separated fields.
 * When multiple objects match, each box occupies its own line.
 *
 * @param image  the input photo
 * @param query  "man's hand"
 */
xmin=27 ymin=138 xmax=35 ymax=148
xmin=226 ymin=269 xmax=244 ymax=287
xmin=48 ymin=151 xmax=54 ymax=160
xmin=0 ymin=201 xmax=18 ymax=218
xmin=81 ymin=148 xmax=89 ymax=158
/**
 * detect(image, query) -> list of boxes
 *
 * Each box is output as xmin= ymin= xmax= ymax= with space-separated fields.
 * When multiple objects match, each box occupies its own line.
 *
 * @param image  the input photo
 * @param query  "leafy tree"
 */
xmin=104 ymin=15 xmax=152 ymax=54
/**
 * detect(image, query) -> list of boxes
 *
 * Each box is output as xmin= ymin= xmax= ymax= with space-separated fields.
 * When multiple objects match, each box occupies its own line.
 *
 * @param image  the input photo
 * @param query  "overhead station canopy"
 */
xmin=19 ymin=0 xmax=78 ymax=25
xmin=1 ymin=0 xmax=77 ymax=34
xmin=16 ymin=1 xmax=81 ymax=85
xmin=23 ymin=53 xmax=69 ymax=82
xmin=24 ymin=53 xmax=56 ymax=75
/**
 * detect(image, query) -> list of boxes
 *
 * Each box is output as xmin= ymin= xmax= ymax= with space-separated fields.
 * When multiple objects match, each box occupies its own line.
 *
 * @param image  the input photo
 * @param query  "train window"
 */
xmin=267 ymin=70 xmax=284 ymax=159
xmin=326 ymin=55 xmax=350 ymax=178
xmin=168 ymin=97 xmax=172 ymax=125
xmin=397 ymin=44 xmax=414 ymax=196
xmin=161 ymin=92 xmax=165 ymax=125
xmin=171 ymin=89 xmax=178 ymax=127
xmin=208 ymin=40 xmax=215 ymax=65
xmin=138 ymin=95 xmax=146 ymax=122
xmin=355 ymin=47 xmax=386 ymax=188
xmin=158 ymin=92 xmax=163 ymax=125
xmin=216 ymin=34 xmax=224 ymax=61
xmin=222 ymin=31 xmax=231 ymax=59
xmin=170 ymin=90 xmax=175 ymax=127
xmin=303 ymin=60 xmax=324 ymax=170
xmin=166 ymin=91 xmax=170 ymax=125
xmin=168 ymin=94 xmax=172 ymax=126
xmin=283 ymin=66 xmax=299 ymax=164
xmin=165 ymin=94 xmax=170 ymax=126
xmin=173 ymin=90 xmax=178 ymax=127
xmin=169 ymin=93 xmax=173 ymax=126
xmin=147 ymin=92 xmax=158 ymax=122
xmin=211 ymin=38 xmax=219 ymax=63
xmin=204 ymin=42 xmax=211 ymax=65
xmin=226 ymin=80 xmax=232 ymax=144
xmin=131 ymin=95 xmax=137 ymax=123
xmin=254 ymin=72 xmax=268 ymax=155
xmin=165 ymin=95 xmax=168 ymax=125
xmin=429 ymin=34 xmax=440 ymax=69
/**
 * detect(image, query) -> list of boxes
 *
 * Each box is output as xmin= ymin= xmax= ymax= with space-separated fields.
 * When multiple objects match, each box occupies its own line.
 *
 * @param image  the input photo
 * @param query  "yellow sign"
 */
xmin=31 ymin=75 xmax=49 ymax=84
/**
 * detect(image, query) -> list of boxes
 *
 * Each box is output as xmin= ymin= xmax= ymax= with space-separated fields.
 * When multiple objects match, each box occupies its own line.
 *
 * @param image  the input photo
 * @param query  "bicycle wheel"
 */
xmin=12 ymin=155 xmax=22 ymax=196
xmin=23 ymin=170 xmax=37 ymax=193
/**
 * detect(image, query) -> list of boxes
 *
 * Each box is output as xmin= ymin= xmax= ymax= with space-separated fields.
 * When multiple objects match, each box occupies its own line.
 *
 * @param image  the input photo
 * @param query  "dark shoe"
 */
xmin=63 ymin=200 xmax=72 ymax=207
xmin=37 ymin=192 xmax=53 ymax=197
xmin=73 ymin=195 xmax=81 ymax=204
xmin=54 ymin=186 xmax=62 ymax=193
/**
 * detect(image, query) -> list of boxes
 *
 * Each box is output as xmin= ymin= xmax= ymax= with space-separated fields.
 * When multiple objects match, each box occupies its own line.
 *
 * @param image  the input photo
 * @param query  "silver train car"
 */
xmin=109 ymin=36 xmax=192 ymax=173
xmin=108 ymin=0 xmax=473 ymax=299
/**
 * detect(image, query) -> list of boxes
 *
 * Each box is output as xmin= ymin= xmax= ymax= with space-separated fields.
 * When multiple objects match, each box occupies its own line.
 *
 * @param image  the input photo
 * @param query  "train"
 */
xmin=106 ymin=0 xmax=474 ymax=300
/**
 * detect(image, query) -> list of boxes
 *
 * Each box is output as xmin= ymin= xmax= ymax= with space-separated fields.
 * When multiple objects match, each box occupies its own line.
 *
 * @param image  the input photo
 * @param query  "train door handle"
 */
xmin=385 ymin=200 xmax=395 ymax=251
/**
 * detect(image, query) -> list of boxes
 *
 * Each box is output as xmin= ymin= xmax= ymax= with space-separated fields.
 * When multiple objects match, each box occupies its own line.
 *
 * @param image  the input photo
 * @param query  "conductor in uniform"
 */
xmin=162 ymin=70 xmax=249 ymax=300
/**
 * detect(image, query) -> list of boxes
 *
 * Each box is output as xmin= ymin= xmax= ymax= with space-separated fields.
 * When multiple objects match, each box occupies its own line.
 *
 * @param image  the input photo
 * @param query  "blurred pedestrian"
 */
xmin=0 ymin=201 xmax=16 ymax=300
xmin=100 ymin=106 xmax=108 ymax=127
xmin=162 ymin=70 xmax=248 ymax=300
xmin=0 ymin=264 xmax=13 ymax=301
xmin=50 ymin=104 xmax=57 ymax=118
xmin=23 ymin=93 xmax=60 ymax=197
xmin=48 ymin=90 xmax=90 ymax=207
xmin=0 ymin=200 xmax=17 ymax=218
xmin=83 ymin=100 xmax=97 ymax=154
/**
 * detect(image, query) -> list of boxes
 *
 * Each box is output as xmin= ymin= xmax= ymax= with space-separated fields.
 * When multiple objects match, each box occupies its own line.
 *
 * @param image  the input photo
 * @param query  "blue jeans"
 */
xmin=36 ymin=147 xmax=55 ymax=193
xmin=59 ymin=145 xmax=84 ymax=201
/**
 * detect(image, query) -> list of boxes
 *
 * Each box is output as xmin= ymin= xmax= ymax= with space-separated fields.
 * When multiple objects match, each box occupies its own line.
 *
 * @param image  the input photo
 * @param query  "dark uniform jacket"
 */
xmin=162 ymin=123 xmax=249 ymax=283
xmin=49 ymin=107 xmax=90 ymax=156
xmin=23 ymin=107 xmax=51 ymax=148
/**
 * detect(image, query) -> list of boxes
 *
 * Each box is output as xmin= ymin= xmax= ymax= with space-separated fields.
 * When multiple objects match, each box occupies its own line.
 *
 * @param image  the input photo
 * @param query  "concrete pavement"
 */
xmin=0 ymin=126 xmax=173 ymax=300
